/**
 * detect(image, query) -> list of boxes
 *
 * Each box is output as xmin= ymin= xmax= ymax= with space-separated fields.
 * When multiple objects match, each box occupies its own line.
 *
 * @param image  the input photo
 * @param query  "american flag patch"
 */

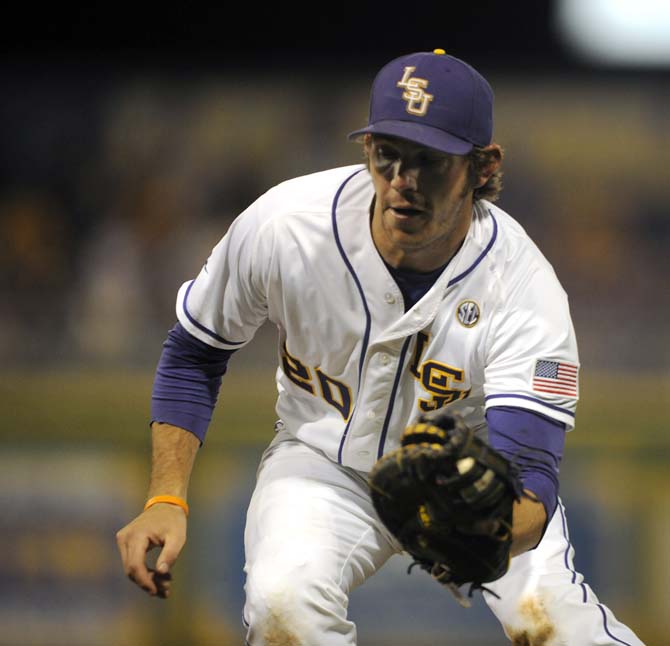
xmin=532 ymin=360 xmax=578 ymax=397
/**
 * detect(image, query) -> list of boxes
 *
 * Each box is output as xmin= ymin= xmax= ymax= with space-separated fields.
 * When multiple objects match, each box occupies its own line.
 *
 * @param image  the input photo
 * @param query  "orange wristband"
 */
xmin=144 ymin=495 xmax=189 ymax=517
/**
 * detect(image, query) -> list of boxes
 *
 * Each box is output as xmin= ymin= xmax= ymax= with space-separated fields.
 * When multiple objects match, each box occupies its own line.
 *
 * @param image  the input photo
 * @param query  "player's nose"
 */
xmin=389 ymin=160 xmax=419 ymax=191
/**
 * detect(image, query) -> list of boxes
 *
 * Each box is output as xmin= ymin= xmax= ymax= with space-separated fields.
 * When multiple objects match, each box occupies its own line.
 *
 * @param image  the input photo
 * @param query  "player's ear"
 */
xmin=363 ymin=134 xmax=373 ymax=154
xmin=473 ymin=144 xmax=503 ymax=188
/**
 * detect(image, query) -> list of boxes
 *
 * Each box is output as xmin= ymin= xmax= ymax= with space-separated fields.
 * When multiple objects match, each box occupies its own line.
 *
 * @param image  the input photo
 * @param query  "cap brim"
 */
xmin=348 ymin=119 xmax=474 ymax=155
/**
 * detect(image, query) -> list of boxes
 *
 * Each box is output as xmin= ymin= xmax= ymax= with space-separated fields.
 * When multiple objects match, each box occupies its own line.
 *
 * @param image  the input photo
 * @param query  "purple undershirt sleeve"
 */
xmin=486 ymin=406 xmax=566 ymax=537
xmin=150 ymin=322 xmax=236 ymax=444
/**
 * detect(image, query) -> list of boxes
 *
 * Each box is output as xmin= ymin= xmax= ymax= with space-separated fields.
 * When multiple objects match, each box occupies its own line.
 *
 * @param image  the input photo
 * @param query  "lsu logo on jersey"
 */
xmin=397 ymin=66 xmax=434 ymax=116
xmin=409 ymin=332 xmax=470 ymax=411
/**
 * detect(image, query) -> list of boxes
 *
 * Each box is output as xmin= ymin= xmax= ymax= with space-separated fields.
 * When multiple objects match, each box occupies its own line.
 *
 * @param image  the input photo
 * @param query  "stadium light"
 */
xmin=555 ymin=0 xmax=670 ymax=66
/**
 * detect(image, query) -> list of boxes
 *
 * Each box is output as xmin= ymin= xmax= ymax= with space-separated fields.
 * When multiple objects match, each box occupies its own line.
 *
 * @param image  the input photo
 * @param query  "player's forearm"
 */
xmin=147 ymin=422 xmax=201 ymax=499
xmin=510 ymin=490 xmax=547 ymax=557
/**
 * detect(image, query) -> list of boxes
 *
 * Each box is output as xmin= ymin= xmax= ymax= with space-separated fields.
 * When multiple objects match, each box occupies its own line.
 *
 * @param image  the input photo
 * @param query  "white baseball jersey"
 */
xmin=177 ymin=164 xmax=579 ymax=473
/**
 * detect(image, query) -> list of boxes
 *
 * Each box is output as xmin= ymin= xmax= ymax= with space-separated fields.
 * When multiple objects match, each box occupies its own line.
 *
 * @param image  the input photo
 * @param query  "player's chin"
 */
xmin=386 ymin=220 xmax=432 ymax=246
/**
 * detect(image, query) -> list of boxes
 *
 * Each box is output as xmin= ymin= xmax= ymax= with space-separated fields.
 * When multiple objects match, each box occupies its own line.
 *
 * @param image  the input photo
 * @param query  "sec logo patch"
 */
xmin=456 ymin=300 xmax=480 ymax=327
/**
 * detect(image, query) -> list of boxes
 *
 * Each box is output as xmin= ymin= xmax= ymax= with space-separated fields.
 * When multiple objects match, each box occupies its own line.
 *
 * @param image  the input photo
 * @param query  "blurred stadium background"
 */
xmin=1 ymin=2 xmax=668 ymax=644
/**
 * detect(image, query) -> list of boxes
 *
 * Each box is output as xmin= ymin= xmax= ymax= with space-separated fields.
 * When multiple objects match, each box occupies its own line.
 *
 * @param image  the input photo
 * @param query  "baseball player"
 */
xmin=116 ymin=50 xmax=643 ymax=645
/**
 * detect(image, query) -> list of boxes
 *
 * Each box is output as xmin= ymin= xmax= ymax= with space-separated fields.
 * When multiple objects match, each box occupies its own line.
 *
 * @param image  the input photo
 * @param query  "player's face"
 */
xmin=367 ymin=135 xmax=473 ymax=272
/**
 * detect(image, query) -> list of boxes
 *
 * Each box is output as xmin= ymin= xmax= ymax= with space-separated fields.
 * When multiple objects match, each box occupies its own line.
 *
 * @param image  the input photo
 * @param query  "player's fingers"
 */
xmin=149 ymin=568 xmax=173 ymax=599
xmin=125 ymin=535 xmax=158 ymax=596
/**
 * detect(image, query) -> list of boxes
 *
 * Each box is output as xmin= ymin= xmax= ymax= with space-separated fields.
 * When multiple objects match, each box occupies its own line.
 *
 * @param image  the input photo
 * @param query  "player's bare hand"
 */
xmin=116 ymin=503 xmax=187 ymax=598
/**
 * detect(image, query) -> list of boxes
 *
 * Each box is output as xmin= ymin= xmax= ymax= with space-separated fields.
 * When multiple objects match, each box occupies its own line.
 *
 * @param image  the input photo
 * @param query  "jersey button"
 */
xmin=366 ymin=410 xmax=376 ymax=420
xmin=380 ymin=354 xmax=390 ymax=365
xmin=384 ymin=292 xmax=396 ymax=305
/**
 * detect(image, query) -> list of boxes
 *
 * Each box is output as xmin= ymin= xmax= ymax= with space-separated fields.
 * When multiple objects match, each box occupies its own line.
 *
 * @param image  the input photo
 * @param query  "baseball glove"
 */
xmin=368 ymin=410 xmax=524 ymax=606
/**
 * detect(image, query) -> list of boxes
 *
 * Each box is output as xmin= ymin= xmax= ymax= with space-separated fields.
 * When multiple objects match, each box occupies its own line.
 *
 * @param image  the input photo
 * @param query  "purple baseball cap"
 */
xmin=348 ymin=49 xmax=493 ymax=155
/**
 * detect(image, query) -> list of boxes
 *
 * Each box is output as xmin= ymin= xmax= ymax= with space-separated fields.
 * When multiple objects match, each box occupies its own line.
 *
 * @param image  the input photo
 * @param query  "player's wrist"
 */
xmin=144 ymin=494 xmax=190 ymax=517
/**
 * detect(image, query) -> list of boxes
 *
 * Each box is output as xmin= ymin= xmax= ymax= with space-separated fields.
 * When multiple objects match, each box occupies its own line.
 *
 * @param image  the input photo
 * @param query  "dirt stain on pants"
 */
xmin=261 ymin=611 xmax=302 ymax=646
xmin=506 ymin=595 xmax=557 ymax=646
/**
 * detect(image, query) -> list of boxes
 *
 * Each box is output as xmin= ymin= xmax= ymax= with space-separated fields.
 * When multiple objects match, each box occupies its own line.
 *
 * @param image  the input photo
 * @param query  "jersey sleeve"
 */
xmin=484 ymin=261 xmax=579 ymax=429
xmin=176 ymin=197 xmax=272 ymax=349
xmin=151 ymin=322 xmax=236 ymax=443
xmin=486 ymin=406 xmax=565 ymax=532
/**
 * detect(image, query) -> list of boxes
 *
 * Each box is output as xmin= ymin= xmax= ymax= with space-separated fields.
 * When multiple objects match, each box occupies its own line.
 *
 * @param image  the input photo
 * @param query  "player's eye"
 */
xmin=417 ymin=151 xmax=448 ymax=167
xmin=377 ymin=145 xmax=394 ymax=159
xmin=375 ymin=145 xmax=397 ymax=162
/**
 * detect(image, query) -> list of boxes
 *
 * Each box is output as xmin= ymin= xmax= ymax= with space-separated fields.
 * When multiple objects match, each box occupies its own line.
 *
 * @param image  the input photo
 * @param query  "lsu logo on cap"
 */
xmin=397 ymin=66 xmax=434 ymax=116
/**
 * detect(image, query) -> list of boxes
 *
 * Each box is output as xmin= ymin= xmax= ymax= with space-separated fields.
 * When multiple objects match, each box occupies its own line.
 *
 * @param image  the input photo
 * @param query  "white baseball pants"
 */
xmin=243 ymin=430 xmax=644 ymax=646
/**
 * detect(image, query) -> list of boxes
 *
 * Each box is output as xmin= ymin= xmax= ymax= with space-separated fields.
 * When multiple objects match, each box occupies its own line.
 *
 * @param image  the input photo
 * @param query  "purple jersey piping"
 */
xmin=557 ymin=498 xmax=584 ymax=591
xmin=486 ymin=393 xmax=575 ymax=417
xmin=331 ymin=168 xmax=372 ymax=464
xmin=447 ymin=209 xmax=498 ymax=287
xmin=597 ymin=605 xmax=635 ymax=646
xmin=557 ymin=502 xmax=634 ymax=645
xmin=182 ymin=279 xmax=245 ymax=346
xmin=376 ymin=336 xmax=413 ymax=458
